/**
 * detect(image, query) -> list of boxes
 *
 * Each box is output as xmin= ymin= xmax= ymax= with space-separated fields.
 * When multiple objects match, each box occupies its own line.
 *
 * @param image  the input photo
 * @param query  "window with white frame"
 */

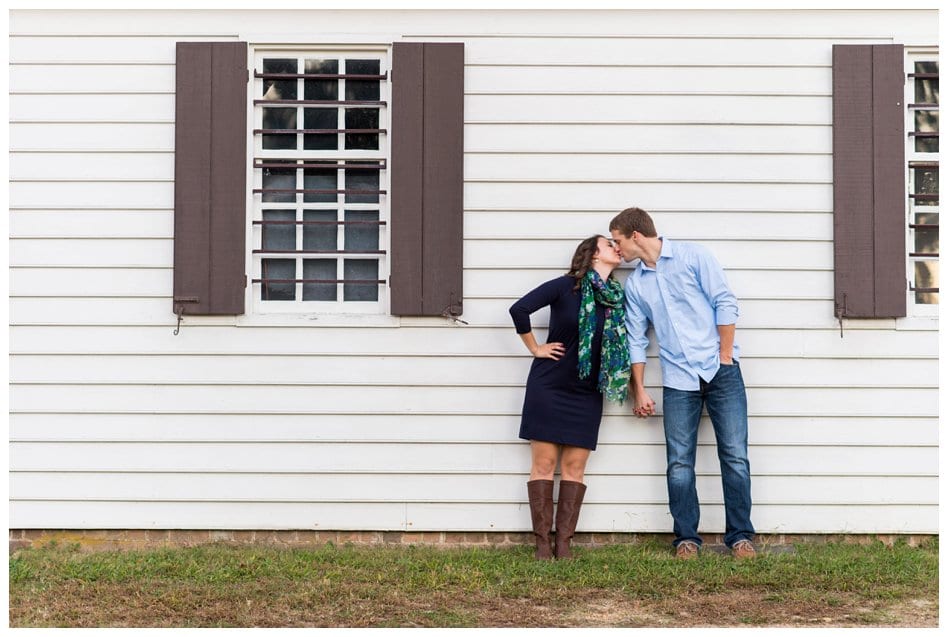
xmin=906 ymin=48 xmax=939 ymax=309
xmin=251 ymin=47 xmax=390 ymax=314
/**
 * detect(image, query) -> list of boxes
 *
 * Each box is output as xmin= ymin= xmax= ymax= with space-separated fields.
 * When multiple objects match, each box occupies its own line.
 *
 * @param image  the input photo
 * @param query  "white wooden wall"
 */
xmin=9 ymin=9 xmax=938 ymax=533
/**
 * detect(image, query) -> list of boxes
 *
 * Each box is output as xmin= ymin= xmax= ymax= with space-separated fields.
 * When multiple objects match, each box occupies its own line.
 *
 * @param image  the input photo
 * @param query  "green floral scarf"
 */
xmin=578 ymin=270 xmax=631 ymax=404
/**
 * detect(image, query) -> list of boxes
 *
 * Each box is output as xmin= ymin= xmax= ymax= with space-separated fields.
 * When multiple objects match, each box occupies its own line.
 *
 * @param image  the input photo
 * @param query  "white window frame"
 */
xmin=904 ymin=46 xmax=939 ymax=318
xmin=245 ymin=44 xmax=392 ymax=317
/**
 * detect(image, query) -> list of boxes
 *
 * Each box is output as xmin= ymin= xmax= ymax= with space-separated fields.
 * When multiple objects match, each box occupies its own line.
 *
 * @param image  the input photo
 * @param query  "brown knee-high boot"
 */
xmin=526 ymin=479 xmax=554 ymax=560
xmin=554 ymin=480 xmax=587 ymax=559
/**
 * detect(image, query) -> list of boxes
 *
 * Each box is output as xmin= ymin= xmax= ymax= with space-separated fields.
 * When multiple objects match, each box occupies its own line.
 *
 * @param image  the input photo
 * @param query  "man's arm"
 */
xmin=718 ymin=323 xmax=735 ymax=364
xmin=694 ymin=245 xmax=739 ymax=363
xmin=631 ymin=362 xmax=655 ymax=418
xmin=624 ymin=279 xmax=655 ymax=417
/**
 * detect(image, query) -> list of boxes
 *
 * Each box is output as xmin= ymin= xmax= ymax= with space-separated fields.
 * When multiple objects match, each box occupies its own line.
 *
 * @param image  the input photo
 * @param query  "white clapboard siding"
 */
xmin=466 ymin=154 xmax=834 ymax=182
xmin=8 ymin=501 xmax=936 ymax=533
xmin=11 ymin=473 xmax=937 ymax=506
xmin=465 ymin=65 xmax=833 ymax=95
xmin=9 ymin=9 xmax=939 ymax=535
xmin=9 ymin=413 xmax=939 ymax=448
xmin=9 ymin=153 xmax=174 ymax=181
xmin=9 ymin=355 xmax=938 ymax=389
xmin=9 ymin=441 xmax=937 ymax=476
xmin=465 ymin=122 xmax=832 ymax=154
xmin=9 ymin=325 xmax=938 ymax=358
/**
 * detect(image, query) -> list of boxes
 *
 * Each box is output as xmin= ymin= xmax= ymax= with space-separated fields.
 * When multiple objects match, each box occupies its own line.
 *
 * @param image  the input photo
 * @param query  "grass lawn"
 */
xmin=9 ymin=537 xmax=938 ymax=627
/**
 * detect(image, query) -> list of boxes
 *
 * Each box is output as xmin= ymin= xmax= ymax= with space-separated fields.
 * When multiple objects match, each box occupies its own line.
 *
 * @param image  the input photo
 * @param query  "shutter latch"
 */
xmin=441 ymin=301 xmax=467 ymax=325
xmin=833 ymin=293 xmax=847 ymax=338
xmin=173 ymin=297 xmax=200 ymax=335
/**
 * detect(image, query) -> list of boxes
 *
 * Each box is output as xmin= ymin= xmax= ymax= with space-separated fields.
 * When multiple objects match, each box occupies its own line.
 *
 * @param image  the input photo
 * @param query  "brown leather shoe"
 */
xmin=675 ymin=541 xmax=699 ymax=560
xmin=553 ymin=480 xmax=587 ymax=559
xmin=731 ymin=539 xmax=757 ymax=559
xmin=526 ymin=480 xmax=554 ymax=560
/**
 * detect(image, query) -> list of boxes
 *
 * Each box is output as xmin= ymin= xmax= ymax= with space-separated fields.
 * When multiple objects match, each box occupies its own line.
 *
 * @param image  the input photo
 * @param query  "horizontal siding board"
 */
xmin=11 ymin=500 xmax=936 ymax=533
xmin=10 ymin=122 xmax=174 ymax=151
xmin=465 ymin=154 xmax=833 ymax=182
xmin=465 ymin=65 xmax=832 ymax=94
xmin=9 ymin=35 xmax=233 ymax=63
xmin=10 ymin=211 xmax=172 ymax=239
xmin=10 ymin=296 xmax=891 ymax=329
xmin=10 ymin=385 xmax=939 ymax=418
xmin=11 ymin=474 xmax=936 ymax=506
xmin=10 ymin=64 xmax=175 ymax=93
xmin=11 ymin=355 xmax=937 ymax=389
xmin=9 ymin=326 xmax=938 ymax=357
xmin=10 ymin=500 xmax=938 ymax=533
xmin=11 ymin=93 xmax=174 ymax=121
xmin=10 ymin=181 xmax=173 ymax=209
xmin=9 ymin=153 xmax=174 ymax=181
xmin=466 ymin=93 xmax=830 ymax=124
xmin=9 ymin=441 xmax=936 ymax=475
xmin=10 ymin=239 xmax=172 ymax=266
xmin=9 ymin=413 xmax=938 ymax=447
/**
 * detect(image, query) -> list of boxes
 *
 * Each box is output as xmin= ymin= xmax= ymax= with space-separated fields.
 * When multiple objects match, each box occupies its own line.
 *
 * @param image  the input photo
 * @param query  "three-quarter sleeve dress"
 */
xmin=508 ymin=275 xmax=607 ymax=450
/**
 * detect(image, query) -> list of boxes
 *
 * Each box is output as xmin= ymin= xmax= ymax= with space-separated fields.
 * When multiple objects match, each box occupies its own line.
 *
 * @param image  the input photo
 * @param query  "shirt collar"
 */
xmin=638 ymin=237 xmax=673 ymax=272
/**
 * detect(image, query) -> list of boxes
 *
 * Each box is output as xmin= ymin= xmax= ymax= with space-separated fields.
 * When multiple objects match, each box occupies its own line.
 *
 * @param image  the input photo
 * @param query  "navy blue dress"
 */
xmin=509 ymin=275 xmax=606 ymax=450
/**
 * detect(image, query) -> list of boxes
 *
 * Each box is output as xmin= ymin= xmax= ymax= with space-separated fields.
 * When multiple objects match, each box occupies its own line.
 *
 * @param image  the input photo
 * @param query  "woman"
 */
xmin=509 ymin=235 xmax=631 ymax=560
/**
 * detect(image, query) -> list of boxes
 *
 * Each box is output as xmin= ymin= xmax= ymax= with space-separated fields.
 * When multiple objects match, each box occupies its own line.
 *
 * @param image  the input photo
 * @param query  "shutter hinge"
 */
xmin=244 ymin=274 xmax=248 ymax=288
xmin=833 ymin=293 xmax=848 ymax=338
xmin=246 ymin=69 xmax=250 ymax=83
xmin=173 ymin=296 xmax=200 ymax=336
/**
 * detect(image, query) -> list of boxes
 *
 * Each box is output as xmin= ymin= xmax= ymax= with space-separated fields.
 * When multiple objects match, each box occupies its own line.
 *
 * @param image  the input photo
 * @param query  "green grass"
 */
xmin=9 ymin=537 xmax=939 ymax=628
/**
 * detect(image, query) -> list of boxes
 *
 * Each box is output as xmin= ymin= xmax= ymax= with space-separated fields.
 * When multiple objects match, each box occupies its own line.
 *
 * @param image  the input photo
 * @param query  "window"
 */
xmin=906 ymin=49 xmax=939 ymax=309
xmin=251 ymin=48 xmax=390 ymax=314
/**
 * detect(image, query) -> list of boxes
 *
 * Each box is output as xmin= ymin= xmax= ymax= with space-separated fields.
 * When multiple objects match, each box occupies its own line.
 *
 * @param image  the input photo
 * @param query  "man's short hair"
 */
xmin=609 ymin=207 xmax=658 ymax=238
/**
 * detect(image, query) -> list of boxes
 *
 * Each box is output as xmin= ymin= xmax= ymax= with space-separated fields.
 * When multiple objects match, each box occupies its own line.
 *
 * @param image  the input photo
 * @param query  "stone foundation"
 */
xmin=9 ymin=529 xmax=935 ymax=554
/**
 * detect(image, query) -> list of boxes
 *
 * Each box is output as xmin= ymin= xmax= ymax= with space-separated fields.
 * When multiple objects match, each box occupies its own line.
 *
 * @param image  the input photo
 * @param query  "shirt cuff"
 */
xmin=629 ymin=347 xmax=648 ymax=364
xmin=715 ymin=308 xmax=739 ymax=325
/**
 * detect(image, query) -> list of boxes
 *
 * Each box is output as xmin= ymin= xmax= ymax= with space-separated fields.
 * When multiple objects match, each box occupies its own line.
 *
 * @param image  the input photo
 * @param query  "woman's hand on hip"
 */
xmin=533 ymin=342 xmax=565 ymax=360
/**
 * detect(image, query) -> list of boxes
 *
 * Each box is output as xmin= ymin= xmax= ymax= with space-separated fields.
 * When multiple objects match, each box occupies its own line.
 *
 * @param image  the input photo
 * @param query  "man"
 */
xmin=609 ymin=207 xmax=756 ymax=560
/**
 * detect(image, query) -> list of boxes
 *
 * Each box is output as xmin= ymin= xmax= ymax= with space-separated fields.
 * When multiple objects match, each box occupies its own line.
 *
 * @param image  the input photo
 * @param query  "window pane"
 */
xmin=262 ymin=107 xmax=297 ymax=150
xmin=345 ymin=163 xmax=380 ymax=203
xmin=304 ymin=59 xmax=338 ymax=100
xmin=917 ymin=212 xmax=939 ymax=225
xmin=345 ymin=59 xmax=381 ymax=101
xmin=262 ymin=163 xmax=296 ymax=203
xmin=345 ymin=108 xmax=379 ymax=150
xmin=303 ymin=259 xmax=337 ymax=301
xmin=914 ymin=261 xmax=939 ymax=304
xmin=303 ymin=210 xmax=337 ymax=250
xmin=915 ymin=78 xmax=939 ymax=104
xmin=262 ymin=210 xmax=296 ymax=251
xmin=262 ymin=258 xmax=295 ymax=301
xmin=916 ymin=61 xmax=939 ymax=74
xmin=913 ymin=167 xmax=938 ymax=206
xmin=304 ymin=168 xmax=337 ymax=203
xmin=262 ymin=58 xmax=297 ymax=101
xmin=303 ymin=108 xmax=338 ymax=150
xmin=344 ymin=259 xmax=379 ymax=301
xmin=345 ymin=211 xmax=379 ymax=252
xmin=915 ymin=226 xmax=939 ymax=254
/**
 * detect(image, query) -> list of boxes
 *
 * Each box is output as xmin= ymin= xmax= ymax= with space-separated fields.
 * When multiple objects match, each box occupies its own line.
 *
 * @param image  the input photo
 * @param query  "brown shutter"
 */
xmin=390 ymin=42 xmax=464 ymax=317
xmin=173 ymin=42 xmax=248 ymax=316
xmin=832 ymin=44 xmax=906 ymax=318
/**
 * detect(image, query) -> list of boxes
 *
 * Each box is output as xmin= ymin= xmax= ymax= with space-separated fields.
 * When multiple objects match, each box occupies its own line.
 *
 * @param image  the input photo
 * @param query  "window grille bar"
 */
xmin=254 ymin=249 xmax=386 ymax=255
xmin=252 ymin=188 xmax=387 ymax=195
xmin=909 ymin=103 xmax=940 ymax=109
xmin=254 ymin=128 xmax=387 ymax=135
xmin=253 ymin=160 xmax=386 ymax=170
xmin=909 ymin=286 xmax=940 ymax=293
xmin=255 ymin=72 xmax=387 ymax=80
xmin=909 ymin=223 xmax=940 ymax=229
xmin=909 ymin=161 xmax=940 ymax=168
xmin=256 ymin=99 xmax=386 ymax=106
xmin=909 ymin=252 xmax=939 ymax=257
xmin=908 ymin=73 xmax=940 ymax=79
xmin=909 ymin=193 xmax=940 ymax=201
xmin=253 ymin=278 xmax=384 ymax=284
xmin=909 ymin=132 xmax=940 ymax=138
xmin=253 ymin=220 xmax=386 ymax=226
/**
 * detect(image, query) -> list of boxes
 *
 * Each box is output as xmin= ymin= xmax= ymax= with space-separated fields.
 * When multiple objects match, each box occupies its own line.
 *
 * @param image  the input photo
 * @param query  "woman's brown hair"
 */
xmin=567 ymin=235 xmax=606 ymax=291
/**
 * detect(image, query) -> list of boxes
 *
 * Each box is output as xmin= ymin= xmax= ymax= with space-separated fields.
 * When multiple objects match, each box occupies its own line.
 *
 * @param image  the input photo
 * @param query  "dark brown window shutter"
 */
xmin=390 ymin=42 xmax=464 ymax=317
xmin=173 ymin=42 xmax=248 ymax=316
xmin=832 ymin=44 xmax=906 ymax=318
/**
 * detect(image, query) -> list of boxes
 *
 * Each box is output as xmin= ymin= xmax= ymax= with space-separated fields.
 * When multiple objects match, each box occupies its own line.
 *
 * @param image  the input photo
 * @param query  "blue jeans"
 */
xmin=662 ymin=362 xmax=754 ymax=548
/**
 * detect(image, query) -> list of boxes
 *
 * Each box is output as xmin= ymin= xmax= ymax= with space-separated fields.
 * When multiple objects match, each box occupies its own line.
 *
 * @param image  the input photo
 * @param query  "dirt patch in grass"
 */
xmin=10 ymin=581 xmax=938 ymax=628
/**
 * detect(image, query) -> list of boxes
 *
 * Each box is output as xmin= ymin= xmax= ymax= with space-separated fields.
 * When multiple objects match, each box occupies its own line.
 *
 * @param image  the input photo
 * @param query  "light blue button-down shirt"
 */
xmin=623 ymin=238 xmax=740 ymax=391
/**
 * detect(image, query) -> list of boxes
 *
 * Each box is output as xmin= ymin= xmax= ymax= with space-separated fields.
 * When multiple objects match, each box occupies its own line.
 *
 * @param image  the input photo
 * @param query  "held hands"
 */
xmin=633 ymin=388 xmax=656 ymax=418
xmin=533 ymin=342 xmax=565 ymax=360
